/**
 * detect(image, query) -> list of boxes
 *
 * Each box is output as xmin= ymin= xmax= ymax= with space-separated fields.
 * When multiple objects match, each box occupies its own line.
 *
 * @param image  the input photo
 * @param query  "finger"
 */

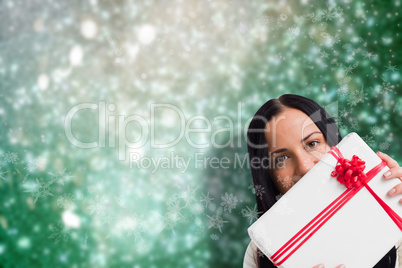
xmin=382 ymin=166 xmax=402 ymax=180
xmin=377 ymin=152 xmax=399 ymax=169
xmin=312 ymin=264 xmax=325 ymax=268
xmin=335 ymin=265 xmax=346 ymax=268
xmin=387 ymin=182 xmax=402 ymax=197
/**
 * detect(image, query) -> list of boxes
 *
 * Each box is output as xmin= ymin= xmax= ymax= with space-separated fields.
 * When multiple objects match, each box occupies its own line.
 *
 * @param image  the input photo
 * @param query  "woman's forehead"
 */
xmin=264 ymin=108 xmax=321 ymax=147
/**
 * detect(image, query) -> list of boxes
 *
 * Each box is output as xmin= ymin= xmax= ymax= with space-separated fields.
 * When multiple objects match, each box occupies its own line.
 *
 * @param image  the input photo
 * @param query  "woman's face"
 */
xmin=264 ymin=107 xmax=331 ymax=194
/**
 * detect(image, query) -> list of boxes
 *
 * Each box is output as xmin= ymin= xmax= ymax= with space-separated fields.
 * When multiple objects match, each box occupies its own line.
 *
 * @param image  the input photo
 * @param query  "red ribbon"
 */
xmin=270 ymin=146 xmax=402 ymax=266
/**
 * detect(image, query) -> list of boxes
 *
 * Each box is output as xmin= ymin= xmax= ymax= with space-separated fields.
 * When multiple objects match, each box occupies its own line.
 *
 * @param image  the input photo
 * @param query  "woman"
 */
xmin=243 ymin=94 xmax=401 ymax=268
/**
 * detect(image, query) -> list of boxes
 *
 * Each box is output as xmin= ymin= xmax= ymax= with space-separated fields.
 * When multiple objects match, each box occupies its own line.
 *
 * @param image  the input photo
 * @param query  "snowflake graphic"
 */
xmin=180 ymin=185 xmax=198 ymax=206
xmin=379 ymin=142 xmax=390 ymax=151
xmin=87 ymin=195 xmax=108 ymax=215
xmin=125 ymin=213 xmax=144 ymax=241
xmin=254 ymin=185 xmax=265 ymax=200
xmin=210 ymin=234 xmax=219 ymax=240
xmin=279 ymin=13 xmax=288 ymax=21
xmin=57 ymin=193 xmax=75 ymax=209
xmin=101 ymin=213 xmax=113 ymax=225
xmin=275 ymin=193 xmax=283 ymax=201
xmin=363 ymin=51 xmax=374 ymax=59
xmin=241 ymin=204 xmax=261 ymax=224
xmin=48 ymin=222 xmax=71 ymax=244
xmin=164 ymin=207 xmax=184 ymax=231
xmin=339 ymin=108 xmax=349 ymax=118
xmin=25 ymin=157 xmax=45 ymax=173
xmin=385 ymin=63 xmax=399 ymax=72
xmin=286 ymin=27 xmax=300 ymax=39
xmin=380 ymin=80 xmax=395 ymax=93
xmin=189 ymin=202 xmax=204 ymax=215
xmin=337 ymin=85 xmax=349 ymax=97
xmin=361 ymin=135 xmax=374 ymax=145
xmin=49 ymin=169 xmax=73 ymax=186
xmin=4 ymin=152 xmax=19 ymax=164
xmin=370 ymin=126 xmax=383 ymax=136
xmin=348 ymin=117 xmax=359 ymax=130
xmin=24 ymin=177 xmax=54 ymax=203
xmin=76 ymin=192 xmax=84 ymax=200
xmin=206 ymin=213 xmax=228 ymax=233
xmin=220 ymin=192 xmax=238 ymax=213
xmin=319 ymin=3 xmax=343 ymax=21
xmin=257 ymin=15 xmax=271 ymax=25
xmin=200 ymin=192 xmax=214 ymax=208
xmin=0 ymin=169 xmax=8 ymax=181
xmin=347 ymin=87 xmax=368 ymax=106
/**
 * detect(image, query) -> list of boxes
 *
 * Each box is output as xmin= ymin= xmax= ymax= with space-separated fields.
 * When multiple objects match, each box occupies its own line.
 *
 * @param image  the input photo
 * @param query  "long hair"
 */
xmin=246 ymin=94 xmax=396 ymax=268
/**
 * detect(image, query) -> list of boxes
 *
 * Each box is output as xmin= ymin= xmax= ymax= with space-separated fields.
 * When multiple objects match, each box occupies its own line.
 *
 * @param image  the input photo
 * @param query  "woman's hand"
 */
xmin=312 ymin=264 xmax=345 ymax=268
xmin=377 ymin=151 xmax=402 ymax=204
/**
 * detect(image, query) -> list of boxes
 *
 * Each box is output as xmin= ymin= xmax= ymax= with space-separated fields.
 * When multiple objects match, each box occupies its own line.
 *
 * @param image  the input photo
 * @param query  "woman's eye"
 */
xmin=306 ymin=140 xmax=319 ymax=148
xmin=275 ymin=155 xmax=288 ymax=165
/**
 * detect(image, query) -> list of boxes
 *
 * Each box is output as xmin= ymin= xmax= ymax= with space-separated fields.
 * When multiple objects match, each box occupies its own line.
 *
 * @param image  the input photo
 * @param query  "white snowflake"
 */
xmin=24 ymin=177 xmax=54 ymax=203
xmin=125 ymin=213 xmax=144 ymax=241
xmin=385 ymin=63 xmax=399 ymax=72
xmin=361 ymin=135 xmax=374 ymax=145
xmin=87 ymin=195 xmax=108 ymax=215
xmin=257 ymin=15 xmax=271 ymax=25
xmin=57 ymin=193 xmax=75 ymax=209
xmin=279 ymin=13 xmax=288 ymax=21
xmin=0 ymin=169 xmax=8 ymax=181
xmin=275 ymin=193 xmax=283 ymax=201
xmin=4 ymin=152 xmax=19 ymax=164
xmin=206 ymin=213 xmax=228 ymax=233
xmin=76 ymin=192 xmax=84 ymax=200
xmin=254 ymin=185 xmax=265 ymax=200
xmin=220 ymin=192 xmax=238 ymax=213
xmin=241 ymin=204 xmax=261 ymax=224
xmin=49 ymin=169 xmax=73 ymax=185
xmin=379 ymin=142 xmax=390 ymax=151
xmin=370 ymin=126 xmax=383 ymax=136
xmin=210 ymin=234 xmax=219 ymax=240
xmin=180 ymin=185 xmax=198 ymax=206
xmin=337 ymin=85 xmax=349 ymax=97
xmin=380 ymin=80 xmax=395 ymax=93
xmin=320 ymin=3 xmax=343 ymax=21
xmin=189 ymin=202 xmax=204 ymax=215
xmin=286 ymin=27 xmax=300 ymax=39
xmin=347 ymin=87 xmax=368 ymax=106
xmin=348 ymin=117 xmax=359 ymax=130
xmin=340 ymin=108 xmax=349 ymax=118
xmin=200 ymin=192 xmax=214 ymax=208
xmin=48 ymin=222 xmax=71 ymax=244
xmin=101 ymin=213 xmax=113 ymax=225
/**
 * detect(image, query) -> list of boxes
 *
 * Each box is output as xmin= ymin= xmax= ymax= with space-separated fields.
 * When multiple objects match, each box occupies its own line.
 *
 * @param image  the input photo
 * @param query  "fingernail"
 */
xmin=339 ymin=265 xmax=346 ymax=268
xmin=383 ymin=171 xmax=391 ymax=178
xmin=317 ymin=265 xmax=325 ymax=268
xmin=388 ymin=188 xmax=396 ymax=196
xmin=377 ymin=151 xmax=382 ymax=155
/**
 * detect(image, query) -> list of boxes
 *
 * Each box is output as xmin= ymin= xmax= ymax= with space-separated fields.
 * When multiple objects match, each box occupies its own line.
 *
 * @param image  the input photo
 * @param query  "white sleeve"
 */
xmin=243 ymin=240 xmax=258 ymax=268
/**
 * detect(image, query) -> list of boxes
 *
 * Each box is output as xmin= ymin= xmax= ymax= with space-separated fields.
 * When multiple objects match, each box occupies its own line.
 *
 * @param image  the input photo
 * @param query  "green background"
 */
xmin=0 ymin=0 xmax=401 ymax=267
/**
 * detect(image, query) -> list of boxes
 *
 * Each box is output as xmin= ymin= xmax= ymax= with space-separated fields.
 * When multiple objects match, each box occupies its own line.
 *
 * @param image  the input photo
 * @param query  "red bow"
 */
xmin=331 ymin=155 xmax=368 ymax=188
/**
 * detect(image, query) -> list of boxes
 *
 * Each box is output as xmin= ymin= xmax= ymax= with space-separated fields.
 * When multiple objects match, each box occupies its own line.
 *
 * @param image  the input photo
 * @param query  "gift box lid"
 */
xmin=248 ymin=132 xmax=402 ymax=268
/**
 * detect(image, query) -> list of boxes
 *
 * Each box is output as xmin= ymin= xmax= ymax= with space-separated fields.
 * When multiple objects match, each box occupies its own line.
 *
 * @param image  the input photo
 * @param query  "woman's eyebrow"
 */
xmin=270 ymin=131 xmax=322 ymax=155
xmin=301 ymin=131 xmax=322 ymax=143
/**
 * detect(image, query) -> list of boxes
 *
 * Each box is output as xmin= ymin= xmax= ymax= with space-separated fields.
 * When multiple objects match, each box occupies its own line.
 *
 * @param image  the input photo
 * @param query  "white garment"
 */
xmin=243 ymin=239 xmax=402 ymax=268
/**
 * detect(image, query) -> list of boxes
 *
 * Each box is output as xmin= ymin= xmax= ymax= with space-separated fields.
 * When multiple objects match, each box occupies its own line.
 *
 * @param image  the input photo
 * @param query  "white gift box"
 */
xmin=248 ymin=132 xmax=402 ymax=268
